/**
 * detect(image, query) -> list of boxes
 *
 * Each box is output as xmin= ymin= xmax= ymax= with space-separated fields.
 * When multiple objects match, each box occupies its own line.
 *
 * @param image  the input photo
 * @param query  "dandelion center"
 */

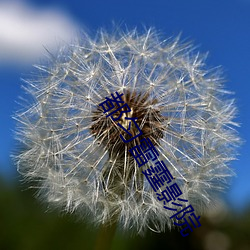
xmin=90 ymin=90 xmax=165 ymax=160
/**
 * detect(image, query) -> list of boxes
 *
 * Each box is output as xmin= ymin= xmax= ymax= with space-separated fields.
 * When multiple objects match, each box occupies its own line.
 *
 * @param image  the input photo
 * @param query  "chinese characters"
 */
xmin=98 ymin=91 xmax=201 ymax=236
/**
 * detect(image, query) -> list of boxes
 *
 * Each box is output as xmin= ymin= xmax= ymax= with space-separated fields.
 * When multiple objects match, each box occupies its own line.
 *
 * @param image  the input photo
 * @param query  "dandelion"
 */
xmin=14 ymin=27 xmax=240 ymax=237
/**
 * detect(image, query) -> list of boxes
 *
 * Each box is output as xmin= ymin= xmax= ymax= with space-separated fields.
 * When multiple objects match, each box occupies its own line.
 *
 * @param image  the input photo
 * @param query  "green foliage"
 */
xmin=1 ymin=177 xmax=250 ymax=250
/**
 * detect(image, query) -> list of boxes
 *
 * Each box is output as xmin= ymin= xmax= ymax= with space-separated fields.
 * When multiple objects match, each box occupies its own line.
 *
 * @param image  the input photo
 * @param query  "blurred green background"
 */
xmin=1 ymin=174 xmax=250 ymax=250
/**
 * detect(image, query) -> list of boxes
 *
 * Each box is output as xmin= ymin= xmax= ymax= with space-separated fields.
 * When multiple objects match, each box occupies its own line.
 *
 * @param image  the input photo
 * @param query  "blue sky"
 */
xmin=0 ymin=0 xmax=249 ymax=211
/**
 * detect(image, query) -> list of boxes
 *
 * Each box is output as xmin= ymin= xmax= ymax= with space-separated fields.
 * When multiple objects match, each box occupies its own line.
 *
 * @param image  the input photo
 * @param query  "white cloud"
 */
xmin=0 ymin=1 xmax=78 ymax=65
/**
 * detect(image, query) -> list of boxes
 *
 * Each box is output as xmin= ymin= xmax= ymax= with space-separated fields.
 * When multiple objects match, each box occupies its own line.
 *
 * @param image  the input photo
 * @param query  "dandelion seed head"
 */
xmin=14 ymin=27 xmax=240 ymax=234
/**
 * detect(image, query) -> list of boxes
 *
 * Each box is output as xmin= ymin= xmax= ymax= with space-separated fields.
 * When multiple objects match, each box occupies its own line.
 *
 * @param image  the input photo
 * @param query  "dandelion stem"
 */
xmin=94 ymin=220 xmax=118 ymax=250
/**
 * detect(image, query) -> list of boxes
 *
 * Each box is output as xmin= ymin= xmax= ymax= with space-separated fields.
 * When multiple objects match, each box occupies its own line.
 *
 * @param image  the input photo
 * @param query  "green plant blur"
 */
xmin=1 ymin=175 xmax=249 ymax=250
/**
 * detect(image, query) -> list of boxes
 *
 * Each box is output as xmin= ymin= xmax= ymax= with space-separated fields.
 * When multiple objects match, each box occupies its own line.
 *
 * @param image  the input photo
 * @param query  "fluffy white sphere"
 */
xmin=14 ymin=28 xmax=240 ymax=234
